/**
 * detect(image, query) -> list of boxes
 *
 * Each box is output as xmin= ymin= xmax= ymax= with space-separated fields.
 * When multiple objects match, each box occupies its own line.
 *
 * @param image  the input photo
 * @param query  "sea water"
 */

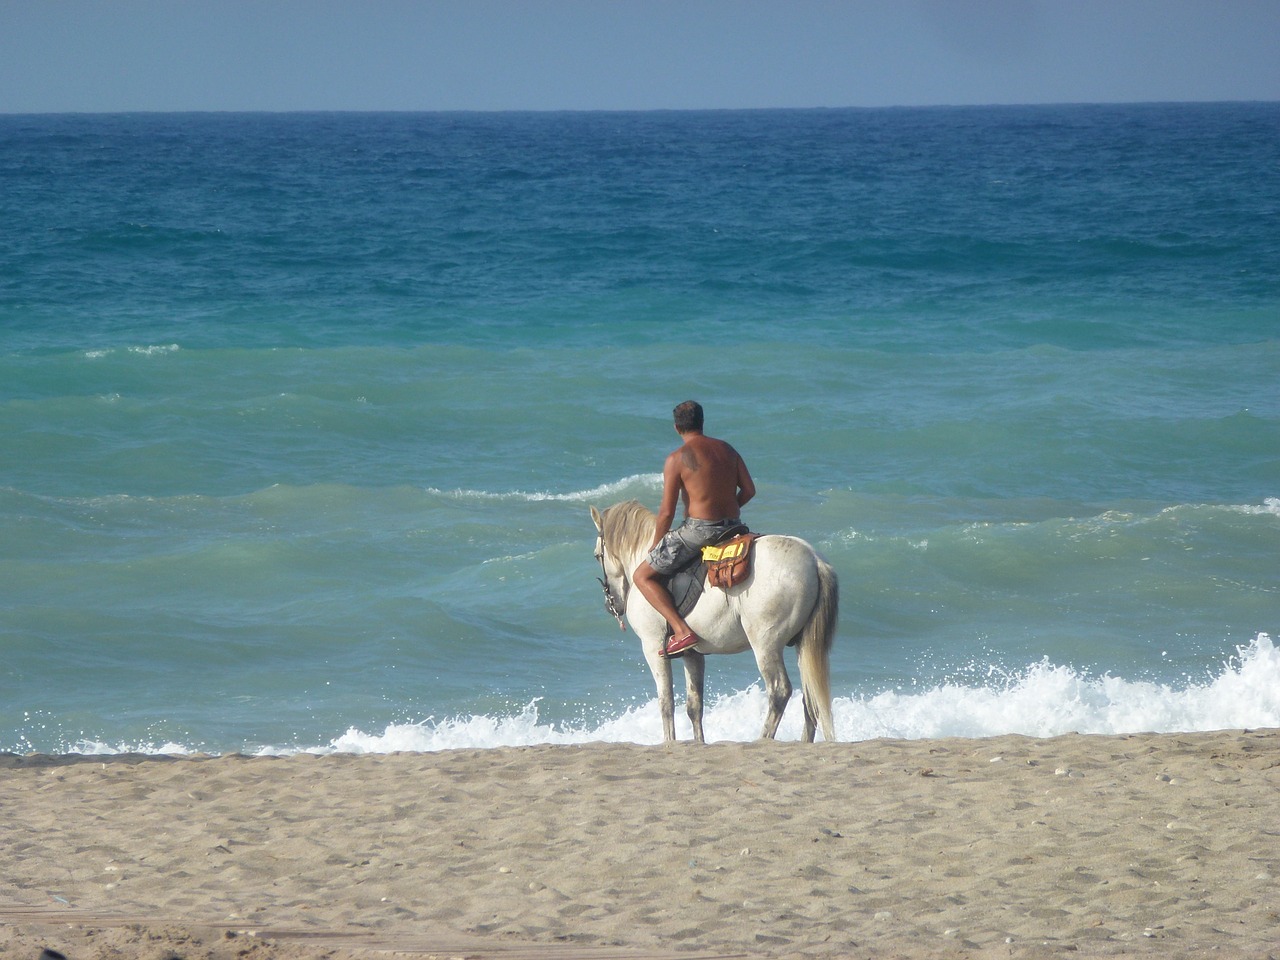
xmin=1 ymin=104 xmax=1277 ymax=755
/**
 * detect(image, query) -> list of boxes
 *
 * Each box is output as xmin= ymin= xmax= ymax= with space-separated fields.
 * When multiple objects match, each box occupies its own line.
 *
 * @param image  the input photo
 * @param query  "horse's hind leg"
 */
xmin=753 ymin=647 xmax=792 ymax=739
xmin=682 ymin=651 xmax=707 ymax=744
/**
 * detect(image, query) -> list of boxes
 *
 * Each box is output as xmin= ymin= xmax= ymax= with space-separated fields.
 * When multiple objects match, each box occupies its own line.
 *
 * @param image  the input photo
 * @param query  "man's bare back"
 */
xmin=663 ymin=433 xmax=752 ymax=526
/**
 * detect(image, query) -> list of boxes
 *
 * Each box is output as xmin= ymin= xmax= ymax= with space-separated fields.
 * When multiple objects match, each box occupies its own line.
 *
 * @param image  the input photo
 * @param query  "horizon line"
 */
xmin=3 ymin=98 xmax=1277 ymax=118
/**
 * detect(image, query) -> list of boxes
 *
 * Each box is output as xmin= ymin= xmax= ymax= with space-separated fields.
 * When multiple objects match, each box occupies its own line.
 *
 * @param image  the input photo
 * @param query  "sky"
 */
xmin=2 ymin=0 xmax=1277 ymax=113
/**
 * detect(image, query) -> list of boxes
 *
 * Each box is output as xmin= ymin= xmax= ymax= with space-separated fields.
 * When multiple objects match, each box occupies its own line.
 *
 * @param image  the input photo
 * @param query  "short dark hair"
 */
xmin=673 ymin=400 xmax=703 ymax=433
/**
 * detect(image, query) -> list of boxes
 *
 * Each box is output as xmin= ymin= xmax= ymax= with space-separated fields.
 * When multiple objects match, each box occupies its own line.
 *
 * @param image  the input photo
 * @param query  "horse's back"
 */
xmin=730 ymin=534 xmax=824 ymax=626
xmin=754 ymin=534 xmax=825 ymax=577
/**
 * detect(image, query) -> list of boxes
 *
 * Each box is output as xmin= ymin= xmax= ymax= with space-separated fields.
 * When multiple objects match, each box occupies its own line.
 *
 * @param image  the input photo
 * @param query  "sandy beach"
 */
xmin=2 ymin=730 xmax=1278 ymax=959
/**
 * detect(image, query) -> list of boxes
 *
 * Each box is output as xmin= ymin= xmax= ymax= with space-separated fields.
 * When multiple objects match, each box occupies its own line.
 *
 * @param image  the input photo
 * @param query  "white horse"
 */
xmin=591 ymin=500 xmax=838 ymax=743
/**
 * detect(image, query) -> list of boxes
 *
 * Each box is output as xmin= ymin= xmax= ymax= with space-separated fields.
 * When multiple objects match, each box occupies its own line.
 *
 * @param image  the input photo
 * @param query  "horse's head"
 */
xmin=590 ymin=504 xmax=630 ymax=630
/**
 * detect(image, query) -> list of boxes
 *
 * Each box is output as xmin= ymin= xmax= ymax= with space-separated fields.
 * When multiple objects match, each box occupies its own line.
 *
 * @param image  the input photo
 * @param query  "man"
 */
xmin=632 ymin=400 xmax=756 ymax=658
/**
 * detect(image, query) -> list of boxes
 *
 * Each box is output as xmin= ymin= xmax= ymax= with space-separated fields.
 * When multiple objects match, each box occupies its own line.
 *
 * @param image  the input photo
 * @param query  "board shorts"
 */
xmin=646 ymin=517 xmax=745 ymax=576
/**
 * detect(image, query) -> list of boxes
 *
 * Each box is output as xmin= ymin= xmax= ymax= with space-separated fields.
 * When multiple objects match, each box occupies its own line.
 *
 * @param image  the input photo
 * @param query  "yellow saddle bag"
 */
xmin=701 ymin=533 xmax=758 ymax=589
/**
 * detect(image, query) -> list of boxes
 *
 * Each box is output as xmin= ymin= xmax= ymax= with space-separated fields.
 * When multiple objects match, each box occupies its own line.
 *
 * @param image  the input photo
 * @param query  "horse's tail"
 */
xmin=795 ymin=551 xmax=838 ymax=741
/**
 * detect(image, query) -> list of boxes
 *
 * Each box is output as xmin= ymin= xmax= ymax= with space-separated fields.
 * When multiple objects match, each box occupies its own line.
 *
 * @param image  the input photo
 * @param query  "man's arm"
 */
xmin=735 ymin=451 xmax=755 ymax=509
xmin=650 ymin=451 xmax=684 ymax=549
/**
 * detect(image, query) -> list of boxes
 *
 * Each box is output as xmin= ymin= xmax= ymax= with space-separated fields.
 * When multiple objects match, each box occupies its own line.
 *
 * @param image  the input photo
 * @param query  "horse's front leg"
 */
xmin=645 ymin=648 xmax=678 ymax=742
xmin=682 ymin=651 xmax=706 ymax=744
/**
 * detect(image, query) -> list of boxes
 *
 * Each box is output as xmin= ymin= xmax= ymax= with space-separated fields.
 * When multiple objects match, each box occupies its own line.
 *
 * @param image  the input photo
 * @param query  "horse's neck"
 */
xmin=618 ymin=517 xmax=655 ymax=582
xmin=619 ymin=541 xmax=648 ymax=582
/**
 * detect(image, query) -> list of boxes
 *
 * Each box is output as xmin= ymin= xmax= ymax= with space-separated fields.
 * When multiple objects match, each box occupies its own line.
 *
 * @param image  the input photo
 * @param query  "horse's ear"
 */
xmin=590 ymin=505 xmax=603 ymax=531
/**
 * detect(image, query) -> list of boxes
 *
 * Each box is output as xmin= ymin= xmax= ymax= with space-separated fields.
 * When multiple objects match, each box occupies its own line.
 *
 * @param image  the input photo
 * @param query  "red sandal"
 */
xmin=661 ymin=632 xmax=701 ymax=659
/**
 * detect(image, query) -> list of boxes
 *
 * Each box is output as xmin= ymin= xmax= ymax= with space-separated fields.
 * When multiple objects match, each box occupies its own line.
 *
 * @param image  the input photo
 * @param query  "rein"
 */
xmin=596 ymin=543 xmax=628 ymax=631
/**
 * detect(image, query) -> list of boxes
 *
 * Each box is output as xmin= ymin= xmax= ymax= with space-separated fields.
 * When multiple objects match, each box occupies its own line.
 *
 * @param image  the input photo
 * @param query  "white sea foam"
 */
xmin=427 ymin=474 xmax=661 ymax=504
xmin=81 ymin=344 xmax=181 ymax=359
xmin=62 ymin=739 xmax=198 ymax=757
xmin=1232 ymin=497 xmax=1280 ymax=517
xmin=231 ymin=633 xmax=1280 ymax=756
xmin=127 ymin=344 xmax=181 ymax=356
xmin=19 ymin=639 xmax=1279 ymax=759
xmin=832 ymin=634 xmax=1280 ymax=741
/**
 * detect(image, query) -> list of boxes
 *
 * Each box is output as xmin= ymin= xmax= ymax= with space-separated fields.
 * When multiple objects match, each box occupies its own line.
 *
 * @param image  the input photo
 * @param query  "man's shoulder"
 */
xmin=686 ymin=432 xmax=729 ymax=448
xmin=703 ymin=435 xmax=739 ymax=457
xmin=669 ymin=433 xmax=737 ymax=468
xmin=664 ymin=444 xmax=692 ymax=474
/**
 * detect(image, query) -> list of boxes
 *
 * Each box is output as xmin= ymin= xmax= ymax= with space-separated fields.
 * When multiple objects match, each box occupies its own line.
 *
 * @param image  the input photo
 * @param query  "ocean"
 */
xmin=2 ymin=103 xmax=1277 ymax=755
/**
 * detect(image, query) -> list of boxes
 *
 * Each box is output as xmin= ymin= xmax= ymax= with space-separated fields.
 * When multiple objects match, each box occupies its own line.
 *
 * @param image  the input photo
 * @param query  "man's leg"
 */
xmin=632 ymin=559 xmax=700 ymax=656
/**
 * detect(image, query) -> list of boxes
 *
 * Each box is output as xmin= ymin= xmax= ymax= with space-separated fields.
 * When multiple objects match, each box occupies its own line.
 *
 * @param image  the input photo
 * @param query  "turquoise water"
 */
xmin=2 ymin=104 xmax=1278 ymax=754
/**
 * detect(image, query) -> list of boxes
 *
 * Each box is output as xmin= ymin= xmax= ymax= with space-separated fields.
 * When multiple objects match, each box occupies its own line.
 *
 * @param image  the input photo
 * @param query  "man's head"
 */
xmin=673 ymin=400 xmax=704 ymax=434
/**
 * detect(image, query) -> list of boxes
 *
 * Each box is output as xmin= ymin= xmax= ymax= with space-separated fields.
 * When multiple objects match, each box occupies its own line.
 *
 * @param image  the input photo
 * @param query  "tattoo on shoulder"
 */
xmin=680 ymin=448 xmax=699 ymax=471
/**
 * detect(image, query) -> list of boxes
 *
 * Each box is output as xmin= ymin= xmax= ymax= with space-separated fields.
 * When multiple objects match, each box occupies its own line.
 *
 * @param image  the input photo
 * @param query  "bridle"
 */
xmin=595 ymin=539 xmax=628 ymax=631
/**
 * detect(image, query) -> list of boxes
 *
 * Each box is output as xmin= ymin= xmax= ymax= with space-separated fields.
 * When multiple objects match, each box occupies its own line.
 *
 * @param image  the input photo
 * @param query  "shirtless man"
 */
xmin=632 ymin=400 xmax=755 ymax=658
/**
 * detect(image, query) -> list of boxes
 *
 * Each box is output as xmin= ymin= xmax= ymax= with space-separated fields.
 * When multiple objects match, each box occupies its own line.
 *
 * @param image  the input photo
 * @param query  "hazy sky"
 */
xmin=2 ymin=0 xmax=1277 ymax=113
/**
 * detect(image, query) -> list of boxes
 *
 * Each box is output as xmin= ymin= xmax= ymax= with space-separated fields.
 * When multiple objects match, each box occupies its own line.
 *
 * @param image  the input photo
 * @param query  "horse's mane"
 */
xmin=600 ymin=499 xmax=656 ymax=561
